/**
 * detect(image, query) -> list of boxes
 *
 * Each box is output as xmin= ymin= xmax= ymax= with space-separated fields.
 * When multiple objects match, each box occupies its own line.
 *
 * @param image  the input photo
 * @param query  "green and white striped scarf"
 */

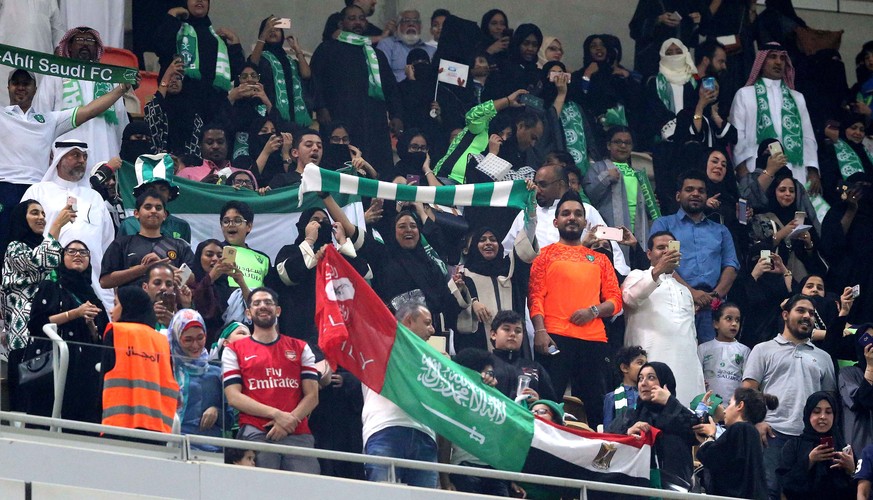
xmin=755 ymin=79 xmax=803 ymax=166
xmin=299 ymin=164 xmax=533 ymax=211
xmin=560 ymin=101 xmax=588 ymax=174
xmin=834 ymin=139 xmax=873 ymax=180
xmin=261 ymin=51 xmax=312 ymax=126
xmin=61 ymin=79 xmax=117 ymax=124
xmin=177 ymin=23 xmax=232 ymax=91
xmin=336 ymin=31 xmax=384 ymax=101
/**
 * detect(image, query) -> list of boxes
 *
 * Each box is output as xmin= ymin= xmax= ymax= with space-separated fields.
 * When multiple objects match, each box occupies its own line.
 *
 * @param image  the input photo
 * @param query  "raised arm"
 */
xmin=75 ymin=83 xmax=131 ymax=127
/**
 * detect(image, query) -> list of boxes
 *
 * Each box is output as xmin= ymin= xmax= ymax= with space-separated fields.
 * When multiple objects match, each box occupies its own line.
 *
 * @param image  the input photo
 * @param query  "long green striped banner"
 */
xmin=0 ymin=43 xmax=139 ymax=84
xmin=299 ymin=164 xmax=534 ymax=210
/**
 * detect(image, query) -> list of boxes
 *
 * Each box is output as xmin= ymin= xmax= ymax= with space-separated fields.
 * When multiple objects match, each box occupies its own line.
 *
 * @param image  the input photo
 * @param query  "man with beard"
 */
xmin=649 ymin=170 xmax=738 ymax=342
xmin=322 ymin=0 xmax=393 ymax=43
xmin=222 ymin=287 xmax=320 ymax=473
xmin=176 ymin=124 xmax=241 ymax=181
xmin=22 ymin=140 xmax=116 ymax=310
xmin=528 ymin=190 xmax=623 ymax=428
xmin=695 ymin=40 xmax=727 ymax=82
xmin=34 ymin=27 xmax=129 ymax=165
xmin=311 ymin=5 xmax=403 ymax=173
xmin=743 ymin=294 xmax=836 ymax=500
xmin=377 ymin=10 xmax=436 ymax=82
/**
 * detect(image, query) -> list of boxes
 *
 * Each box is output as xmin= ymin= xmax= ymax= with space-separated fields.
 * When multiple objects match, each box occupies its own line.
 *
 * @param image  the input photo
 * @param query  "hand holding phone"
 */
xmin=738 ymin=198 xmax=748 ymax=225
xmin=222 ymin=246 xmax=238 ymax=265
xmin=275 ymin=18 xmax=291 ymax=29
xmin=768 ymin=142 xmax=783 ymax=157
xmin=67 ymin=195 xmax=78 ymax=212
xmin=595 ymin=226 xmax=624 ymax=241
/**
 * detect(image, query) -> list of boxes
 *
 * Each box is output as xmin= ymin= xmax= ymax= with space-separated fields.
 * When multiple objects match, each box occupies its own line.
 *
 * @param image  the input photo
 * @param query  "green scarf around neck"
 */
xmin=754 ymin=79 xmax=803 ymax=166
xmin=336 ymin=31 xmax=385 ymax=101
xmin=834 ymin=139 xmax=873 ymax=180
xmin=177 ymin=23 xmax=232 ymax=91
xmin=613 ymin=161 xmax=660 ymax=223
xmin=261 ymin=51 xmax=312 ymax=126
xmin=61 ymin=79 xmax=118 ymax=124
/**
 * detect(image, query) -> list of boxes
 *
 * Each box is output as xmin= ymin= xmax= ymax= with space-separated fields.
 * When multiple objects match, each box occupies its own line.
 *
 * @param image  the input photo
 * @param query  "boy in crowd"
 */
xmin=489 ymin=310 xmax=557 ymax=403
xmin=602 ymin=345 xmax=647 ymax=428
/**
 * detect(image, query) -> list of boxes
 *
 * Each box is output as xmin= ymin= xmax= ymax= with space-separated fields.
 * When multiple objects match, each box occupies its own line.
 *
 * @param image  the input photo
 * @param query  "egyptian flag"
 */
xmin=315 ymin=246 xmax=656 ymax=486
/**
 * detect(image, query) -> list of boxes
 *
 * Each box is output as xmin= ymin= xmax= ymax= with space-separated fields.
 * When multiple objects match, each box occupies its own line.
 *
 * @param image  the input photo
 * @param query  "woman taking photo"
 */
xmin=2 ymin=200 xmax=73 ymax=410
xmin=27 ymin=240 xmax=108 ymax=423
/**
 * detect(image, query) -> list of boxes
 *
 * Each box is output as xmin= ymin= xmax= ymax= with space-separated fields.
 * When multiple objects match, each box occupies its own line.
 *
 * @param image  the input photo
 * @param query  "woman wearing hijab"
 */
xmin=839 ymin=323 xmax=873 ymax=455
xmin=154 ymin=0 xmax=246 ymax=123
xmin=398 ymin=49 xmax=445 ymax=150
xmin=188 ymin=238 xmax=229 ymax=343
xmin=119 ymin=121 xmax=156 ymax=165
xmin=226 ymin=63 xmax=273 ymax=155
xmin=821 ymin=114 xmax=873 ymax=206
xmin=607 ymin=361 xmax=698 ymax=488
xmin=700 ymin=148 xmax=744 ymax=250
xmin=478 ymin=9 xmax=510 ymax=70
xmin=777 ymin=391 xmax=855 ymax=499
xmin=849 ymin=41 xmax=873 ymax=119
xmin=537 ymin=36 xmax=564 ymax=69
xmin=146 ymin=57 xmax=206 ymax=157
xmin=168 ymin=309 xmax=231 ymax=451
xmin=2 ymin=200 xmax=73 ymax=410
xmin=732 ymin=244 xmax=793 ymax=347
xmin=481 ymin=23 xmax=543 ymax=103
xmin=250 ymin=16 xmax=313 ymax=128
xmin=26 ymin=240 xmax=108 ymax=422
xmin=646 ymin=39 xmax=702 ymax=213
xmin=629 ymin=0 xmax=704 ymax=78
xmin=540 ymin=61 xmax=597 ymax=177
xmin=249 ymin=115 xmax=294 ymax=188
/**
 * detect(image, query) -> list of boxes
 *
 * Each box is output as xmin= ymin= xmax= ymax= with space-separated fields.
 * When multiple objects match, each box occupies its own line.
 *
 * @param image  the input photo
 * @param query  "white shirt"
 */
xmin=0 ymin=105 xmax=77 ymax=184
xmin=502 ymin=199 xmax=630 ymax=275
xmin=697 ymin=339 xmax=751 ymax=401
xmin=730 ymin=78 xmax=819 ymax=185
xmin=22 ymin=178 xmax=116 ymax=311
xmin=622 ymin=268 xmax=705 ymax=406
xmin=34 ymin=77 xmax=128 ymax=165
xmin=0 ymin=0 xmax=66 ymax=106
xmin=361 ymin=386 xmax=436 ymax=448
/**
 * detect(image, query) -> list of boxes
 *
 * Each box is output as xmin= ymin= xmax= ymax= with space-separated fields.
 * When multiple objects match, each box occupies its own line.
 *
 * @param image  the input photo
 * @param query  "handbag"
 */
xmin=18 ymin=346 xmax=53 ymax=387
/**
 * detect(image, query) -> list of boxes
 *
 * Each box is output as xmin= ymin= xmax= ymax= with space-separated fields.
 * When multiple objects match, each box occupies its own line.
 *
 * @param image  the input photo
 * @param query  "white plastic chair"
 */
xmin=42 ymin=323 xmax=69 ymax=432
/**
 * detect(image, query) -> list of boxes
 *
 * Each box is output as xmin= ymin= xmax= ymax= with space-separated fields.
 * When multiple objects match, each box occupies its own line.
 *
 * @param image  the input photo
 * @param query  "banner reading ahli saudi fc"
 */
xmin=0 ymin=43 xmax=139 ymax=84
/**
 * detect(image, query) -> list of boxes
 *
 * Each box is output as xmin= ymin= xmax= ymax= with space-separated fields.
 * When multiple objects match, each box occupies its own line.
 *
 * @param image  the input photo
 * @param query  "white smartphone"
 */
xmin=275 ymin=18 xmax=291 ymax=29
xmin=794 ymin=211 xmax=806 ymax=224
xmin=668 ymin=240 xmax=681 ymax=252
xmin=179 ymin=263 xmax=193 ymax=285
xmin=595 ymin=226 xmax=623 ymax=241
xmin=427 ymin=336 xmax=447 ymax=353
xmin=768 ymin=142 xmax=783 ymax=156
xmin=67 ymin=195 xmax=77 ymax=212
xmin=852 ymin=285 xmax=861 ymax=299
xmin=760 ymin=249 xmax=771 ymax=265
xmin=222 ymin=246 xmax=238 ymax=265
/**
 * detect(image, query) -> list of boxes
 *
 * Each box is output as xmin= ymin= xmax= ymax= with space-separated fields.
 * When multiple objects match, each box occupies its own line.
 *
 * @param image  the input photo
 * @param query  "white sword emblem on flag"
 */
xmin=421 ymin=402 xmax=486 ymax=444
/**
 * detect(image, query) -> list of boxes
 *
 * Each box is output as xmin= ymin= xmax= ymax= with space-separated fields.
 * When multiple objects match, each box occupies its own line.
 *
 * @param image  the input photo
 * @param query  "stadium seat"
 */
xmin=100 ymin=47 xmax=139 ymax=69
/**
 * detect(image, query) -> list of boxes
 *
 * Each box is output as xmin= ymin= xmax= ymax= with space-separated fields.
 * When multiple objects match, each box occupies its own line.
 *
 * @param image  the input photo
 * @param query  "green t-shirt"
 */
xmin=227 ymin=245 xmax=270 ymax=289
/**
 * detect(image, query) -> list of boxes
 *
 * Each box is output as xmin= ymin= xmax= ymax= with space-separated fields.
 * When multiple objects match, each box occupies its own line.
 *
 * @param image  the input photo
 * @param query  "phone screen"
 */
xmin=738 ymin=198 xmax=748 ymax=225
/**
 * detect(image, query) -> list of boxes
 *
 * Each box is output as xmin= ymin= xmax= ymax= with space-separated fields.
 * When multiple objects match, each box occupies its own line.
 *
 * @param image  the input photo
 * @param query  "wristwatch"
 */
xmin=589 ymin=305 xmax=599 ymax=318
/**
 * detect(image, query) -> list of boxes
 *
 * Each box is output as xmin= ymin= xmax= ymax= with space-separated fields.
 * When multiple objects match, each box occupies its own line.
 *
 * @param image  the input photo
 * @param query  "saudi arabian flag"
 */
xmin=117 ymin=160 xmax=363 ymax=260
xmin=316 ymin=246 xmax=656 ymax=487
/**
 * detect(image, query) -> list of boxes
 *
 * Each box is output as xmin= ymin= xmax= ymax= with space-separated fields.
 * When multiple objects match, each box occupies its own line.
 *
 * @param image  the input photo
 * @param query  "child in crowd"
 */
xmin=489 ymin=310 xmax=557 ymax=402
xmin=697 ymin=303 xmax=750 ymax=401
xmin=224 ymin=447 xmax=256 ymax=467
xmin=602 ymin=345 xmax=646 ymax=428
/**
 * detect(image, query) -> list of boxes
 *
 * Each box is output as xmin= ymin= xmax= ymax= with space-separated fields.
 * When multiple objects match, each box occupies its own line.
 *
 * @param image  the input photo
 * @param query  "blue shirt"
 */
xmin=649 ymin=208 xmax=739 ymax=289
xmin=375 ymin=36 xmax=437 ymax=82
xmin=855 ymin=444 xmax=873 ymax=481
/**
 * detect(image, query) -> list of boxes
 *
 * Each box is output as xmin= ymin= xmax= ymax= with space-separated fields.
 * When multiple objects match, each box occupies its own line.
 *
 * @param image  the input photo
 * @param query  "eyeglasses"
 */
xmin=251 ymin=299 xmax=276 ymax=307
xmin=239 ymin=72 xmax=260 ymax=81
xmin=534 ymin=178 xmax=563 ymax=189
xmin=400 ymin=18 xmax=422 ymax=25
xmin=65 ymin=248 xmax=90 ymax=256
xmin=221 ymin=218 xmax=248 ymax=227
xmin=408 ymin=144 xmax=429 ymax=152
xmin=232 ymin=178 xmax=253 ymax=187
xmin=609 ymin=140 xmax=633 ymax=147
xmin=330 ymin=136 xmax=351 ymax=144
xmin=532 ymin=409 xmax=552 ymax=416
xmin=72 ymin=37 xmax=97 ymax=46
xmin=481 ymin=370 xmax=495 ymax=377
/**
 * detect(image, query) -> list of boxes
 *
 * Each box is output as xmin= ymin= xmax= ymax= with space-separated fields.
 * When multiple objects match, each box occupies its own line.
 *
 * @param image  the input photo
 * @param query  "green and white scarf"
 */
xmin=261 ymin=51 xmax=312 ymax=126
xmin=177 ymin=23 xmax=232 ymax=91
xmin=655 ymin=73 xmax=675 ymax=113
xmin=336 ymin=31 xmax=384 ymax=101
xmin=613 ymin=161 xmax=660 ymax=224
xmin=560 ymin=101 xmax=589 ymax=175
xmin=834 ymin=139 xmax=873 ymax=180
xmin=613 ymin=386 xmax=629 ymax=421
xmin=61 ymin=79 xmax=117 ymax=124
xmin=754 ymin=79 xmax=803 ymax=166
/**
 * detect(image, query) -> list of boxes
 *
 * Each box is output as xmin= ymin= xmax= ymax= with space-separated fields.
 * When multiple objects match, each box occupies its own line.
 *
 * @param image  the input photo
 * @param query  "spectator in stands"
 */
xmin=694 ymin=387 xmax=776 ymax=500
xmin=478 ymin=9 xmax=511 ymax=69
xmin=839 ymin=324 xmax=873 ymax=455
xmin=697 ymin=302 xmax=750 ymax=401
xmin=177 ymin=124 xmax=243 ymax=182
xmin=90 ymin=159 xmax=126 ymax=231
xmin=2 ymin=199 xmax=73 ymax=411
xmin=529 ymin=190 xmax=623 ymax=427
xmin=225 ymin=63 xmax=273 ymax=150
xmin=0 ymin=0 xmax=65 ymax=107
xmin=398 ymin=50 xmax=444 ymax=151
xmin=101 ymin=285 xmax=180 ymax=435
xmin=119 ymin=161 xmax=192 ymax=242
xmin=622 ymin=230 xmax=704 ymax=405
xmin=311 ymin=5 xmax=403 ymax=174
xmin=454 ymin=225 xmax=536 ymax=354
xmin=209 ymin=321 xmax=250 ymax=362
xmin=849 ymin=41 xmax=873 ymax=122
xmin=155 ymin=0 xmax=245 ymax=124
xmin=692 ymin=39 xmax=734 ymax=112
xmin=644 ymin=39 xmax=701 ymax=212
xmin=227 ymin=170 xmax=258 ymax=191
xmin=699 ymin=1 xmax=756 ymax=110
xmin=489 ymin=310 xmax=556 ymax=402
xmin=319 ymin=122 xmax=354 ymax=172
xmin=649 ymin=170 xmax=739 ymax=342
xmin=608 ymin=361 xmax=698 ymax=487
xmin=362 ymin=303 xmax=438 ymax=487
xmin=118 ymin=121 xmax=158 ymax=166
xmin=574 ymin=34 xmax=641 ymax=155
xmin=743 ymin=294 xmax=837 ymax=499
xmin=377 ymin=10 xmax=436 ymax=82
xmin=322 ymin=0 xmax=390 ymax=43
xmin=629 ymin=0 xmax=703 ymax=78
xmin=219 ymin=201 xmax=270 ymax=298
xmin=427 ymin=9 xmax=449 ymax=48
xmin=168 ymin=308 xmax=231 ymax=451
xmin=731 ymin=43 xmax=820 ymax=193
xmin=222 ymin=287 xmax=321 ymax=473
xmin=733 ymin=248 xmax=793 ymax=347
xmin=142 ymin=261 xmax=192 ymax=329
xmin=266 ymin=128 xmax=323 ymax=189
xmin=777 ymin=391 xmax=855 ymax=499
xmin=246 ymin=117 xmax=294 ymax=188
xmin=742 ymin=141 xmax=821 ymax=225
xmin=482 ymin=23 xmax=542 ymax=102
xmin=146 ymin=58 xmax=204 ymax=157
xmin=34 ymin=27 xmax=129 ymax=165
xmin=541 ymin=62 xmax=598 ymax=180
xmin=603 ymin=345 xmax=647 ymax=428
xmin=388 ymin=128 xmax=431 ymax=183
xmin=820 ymin=172 xmax=873 ymax=323
xmin=537 ymin=37 xmax=564 ymax=68
xmin=225 ymin=448 xmax=257 ymax=467
xmin=250 ymin=16 xmax=314 ymax=127
xmin=27 ymin=240 xmax=108 ymax=423
xmin=188 ymin=238 xmax=228 ymax=341
xmin=700 ymin=148 xmax=745 ymax=253
xmin=0 ymin=69 xmax=130 ymax=263
xmin=22 ymin=139 xmax=116 ymax=310
xmin=100 ymin=189 xmax=196 ymax=290
xmin=583 ymin=126 xmax=660 ymax=259
xmin=820 ymin=114 xmax=872 ymax=206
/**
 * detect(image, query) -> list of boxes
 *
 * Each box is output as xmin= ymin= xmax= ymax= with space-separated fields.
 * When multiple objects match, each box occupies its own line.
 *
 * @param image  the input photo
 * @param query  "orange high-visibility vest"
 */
xmin=102 ymin=322 xmax=179 ymax=433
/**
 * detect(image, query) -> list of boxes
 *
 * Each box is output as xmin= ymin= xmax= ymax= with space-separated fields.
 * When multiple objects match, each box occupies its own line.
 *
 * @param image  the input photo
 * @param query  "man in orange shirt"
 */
xmin=529 ymin=190 xmax=623 ymax=428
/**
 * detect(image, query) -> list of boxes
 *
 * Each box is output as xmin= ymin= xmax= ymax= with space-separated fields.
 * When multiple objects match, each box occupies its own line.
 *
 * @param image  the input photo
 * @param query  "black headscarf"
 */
xmin=464 ymin=226 xmax=510 ymax=277
xmin=394 ymin=129 xmax=429 ymax=177
xmin=156 ymin=63 xmax=199 ymax=153
xmin=384 ymin=210 xmax=447 ymax=303
xmin=855 ymin=41 xmax=873 ymax=88
xmin=479 ymin=9 xmax=508 ymax=41
xmin=120 ymin=121 xmax=155 ymax=163
xmin=540 ymin=60 xmax=567 ymax=107
xmin=639 ymin=361 xmax=678 ymax=407
xmin=294 ymin=208 xmax=332 ymax=251
xmin=839 ymin=114 xmax=873 ymax=176
xmin=582 ymin=34 xmax=622 ymax=69
xmin=800 ymin=391 xmax=845 ymax=446
xmin=193 ymin=238 xmax=223 ymax=281
xmin=56 ymin=240 xmax=102 ymax=308
xmin=765 ymin=167 xmax=800 ymax=224
xmin=508 ymin=23 xmax=543 ymax=68
xmin=700 ymin=147 xmax=739 ymax=206
xmin=116 ymin=285 xmax=157 ymax=326
xmin=8 ymin=200 xmax=45 ymax=250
